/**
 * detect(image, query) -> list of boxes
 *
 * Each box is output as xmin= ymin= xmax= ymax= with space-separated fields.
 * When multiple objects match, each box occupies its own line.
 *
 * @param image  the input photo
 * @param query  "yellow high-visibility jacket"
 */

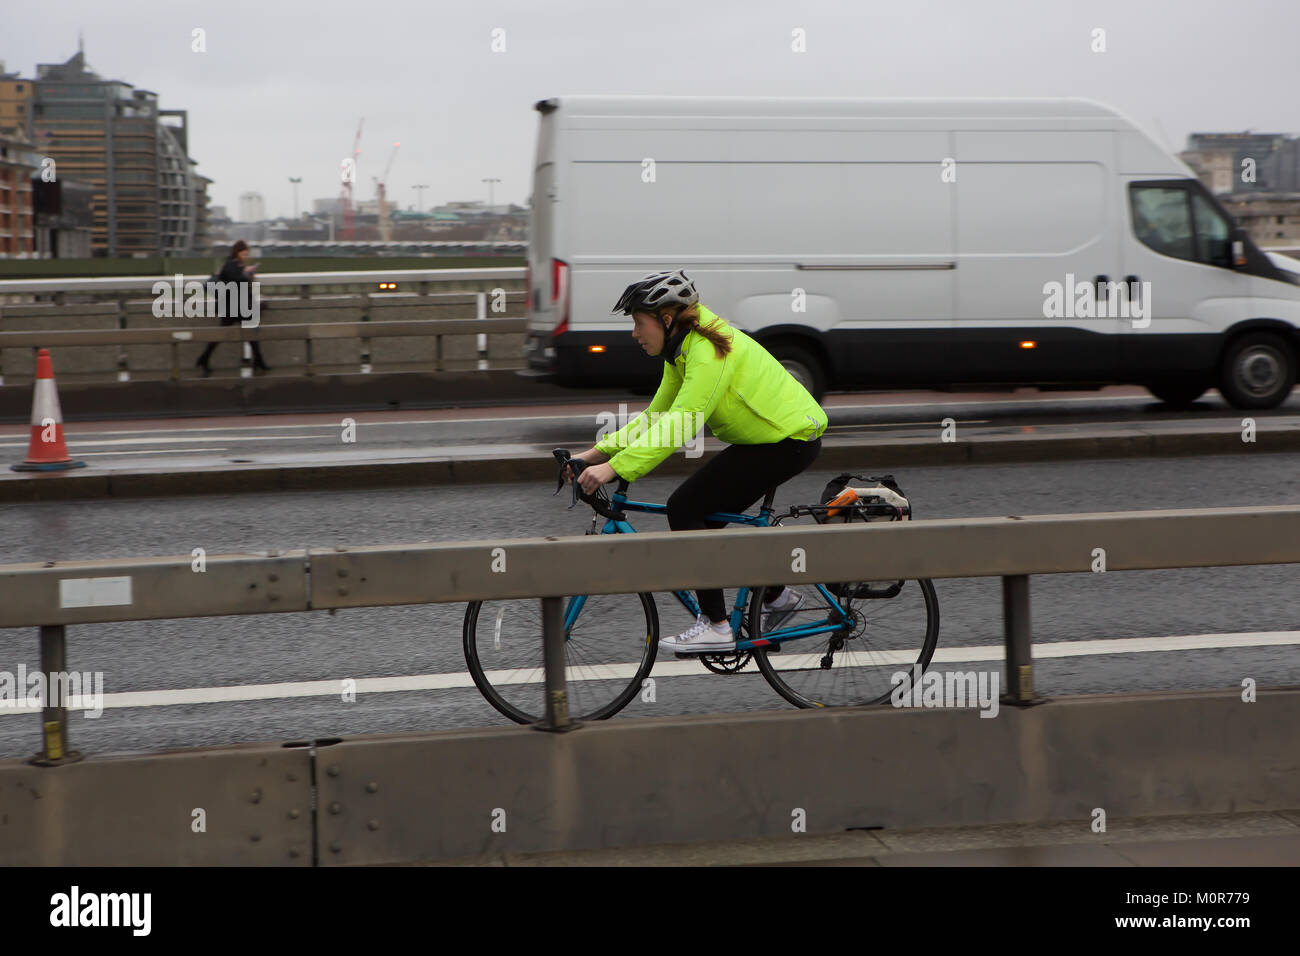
xmin=595 ymin=305 xmax=827 ymax=482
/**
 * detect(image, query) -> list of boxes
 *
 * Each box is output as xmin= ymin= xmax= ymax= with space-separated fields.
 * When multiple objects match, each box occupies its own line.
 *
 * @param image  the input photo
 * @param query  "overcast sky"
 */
xmin=5 ymin=0 xmax=1298 ymax=217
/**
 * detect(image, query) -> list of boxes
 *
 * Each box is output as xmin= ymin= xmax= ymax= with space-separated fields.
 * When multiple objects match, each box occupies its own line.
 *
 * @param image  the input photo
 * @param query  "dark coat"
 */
xmin=212 ymin=257 xmax=253 ymax=326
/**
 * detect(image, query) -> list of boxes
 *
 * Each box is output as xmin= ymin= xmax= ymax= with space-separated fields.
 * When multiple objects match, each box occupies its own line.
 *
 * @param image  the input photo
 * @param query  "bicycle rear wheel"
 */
xmin=749 ymin=580 xmax=939 ymax=708
xmin=463 ymin=592 xmax=659 ymax=724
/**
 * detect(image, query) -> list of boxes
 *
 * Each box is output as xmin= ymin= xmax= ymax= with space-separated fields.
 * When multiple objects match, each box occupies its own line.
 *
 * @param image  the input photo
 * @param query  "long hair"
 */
xmin=660 ymin=303 xmax=733 ymax=359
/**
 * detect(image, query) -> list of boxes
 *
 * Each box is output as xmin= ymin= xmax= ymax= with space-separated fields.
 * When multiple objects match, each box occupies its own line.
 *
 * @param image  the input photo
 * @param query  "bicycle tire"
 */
xmin=749 ymin=580 xmax=940 ymax=709
xmin=463 ymin=592 xmax=659 ymax=724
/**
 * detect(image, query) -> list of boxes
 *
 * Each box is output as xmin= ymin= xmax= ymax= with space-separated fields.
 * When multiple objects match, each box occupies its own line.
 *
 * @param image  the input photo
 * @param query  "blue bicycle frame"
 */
xmin=562 ymin=488 xmax=850 ymax=653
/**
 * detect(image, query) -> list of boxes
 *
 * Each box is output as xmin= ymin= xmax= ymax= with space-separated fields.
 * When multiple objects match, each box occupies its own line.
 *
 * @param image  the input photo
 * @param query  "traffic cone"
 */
xmin=11 ymin=349 xmax=85 ymax=472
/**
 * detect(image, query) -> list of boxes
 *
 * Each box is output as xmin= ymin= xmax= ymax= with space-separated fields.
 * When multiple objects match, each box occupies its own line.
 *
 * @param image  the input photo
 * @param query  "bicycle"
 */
xmin=462 ymin=448 xmax=939 ymax=724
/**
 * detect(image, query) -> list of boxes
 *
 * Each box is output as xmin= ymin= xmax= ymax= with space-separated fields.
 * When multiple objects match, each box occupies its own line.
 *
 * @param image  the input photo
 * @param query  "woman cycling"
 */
xmin=567 ymin=270 xmax=828 ymax=654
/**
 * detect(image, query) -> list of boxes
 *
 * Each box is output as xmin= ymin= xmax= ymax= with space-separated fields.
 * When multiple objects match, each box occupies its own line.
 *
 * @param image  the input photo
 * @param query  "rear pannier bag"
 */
xmin=814 ymin=473 xmax=912 ymax=599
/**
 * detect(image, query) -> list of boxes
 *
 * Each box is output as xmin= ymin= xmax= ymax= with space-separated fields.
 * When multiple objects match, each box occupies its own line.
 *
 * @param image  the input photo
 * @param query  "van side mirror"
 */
xmin=1231 ymin=228 xmax=1248 ymax=268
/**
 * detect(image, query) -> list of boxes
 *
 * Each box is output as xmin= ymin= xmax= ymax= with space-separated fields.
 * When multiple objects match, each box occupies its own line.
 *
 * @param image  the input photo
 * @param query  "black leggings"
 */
xmin=197 ymin=338 xmax=268 ymax=369
xmin=666 ymin=437 xmax=822 ymax=623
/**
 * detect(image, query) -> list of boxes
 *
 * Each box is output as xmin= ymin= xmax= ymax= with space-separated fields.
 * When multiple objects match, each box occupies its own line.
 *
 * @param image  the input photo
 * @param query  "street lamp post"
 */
xmin=482 ymin=177 xmax=500 ymax=210
xmin=288 ymin=176 xmax=302 ymax=221
xmin=413 ymin=184 xmax=429 ymax=213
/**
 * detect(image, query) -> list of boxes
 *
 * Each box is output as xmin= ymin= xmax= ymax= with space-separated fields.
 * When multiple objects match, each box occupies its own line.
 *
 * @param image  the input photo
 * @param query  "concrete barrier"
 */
xmin=309 ymin=689 xmax=1300 ymax=864
xmin=0 ymin=368 xmax=612 ymax=426
xmin=0 ymin=303 xmax=120 ymax=380
xmin=0 ymin=271 xmax=529 ymax=386
xmin=368 ymin=293 xmax=493 ymax=371
xmin=0 ymin=741 xmax=314 ymax=866
xmin=2 ymin=689 xmax=1294 ymax=864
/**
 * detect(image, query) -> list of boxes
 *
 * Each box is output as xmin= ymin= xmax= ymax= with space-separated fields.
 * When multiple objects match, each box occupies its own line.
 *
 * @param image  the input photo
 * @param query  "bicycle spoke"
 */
xmin=464 ymin=593 xmax=657 ymax=723
xmin=752 ymin=580 xmax=939 ymax=708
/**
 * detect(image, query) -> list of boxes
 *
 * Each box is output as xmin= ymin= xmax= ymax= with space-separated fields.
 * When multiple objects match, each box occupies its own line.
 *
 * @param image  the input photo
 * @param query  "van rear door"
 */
xmin=528 ymin=161 xmax=557 ymax=329
xmin=525 ymin=103 xmax=563 ymax=372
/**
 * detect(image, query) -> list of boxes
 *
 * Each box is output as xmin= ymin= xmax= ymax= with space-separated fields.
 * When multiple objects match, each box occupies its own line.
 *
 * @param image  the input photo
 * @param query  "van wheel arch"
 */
xmin=756 ymin=335 xmax=829 ymax=401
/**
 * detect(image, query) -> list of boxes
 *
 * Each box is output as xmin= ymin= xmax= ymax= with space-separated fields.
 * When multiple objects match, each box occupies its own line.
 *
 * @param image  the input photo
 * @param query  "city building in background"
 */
xmin=32 ymin=177 xmax=95 ymax=257
xmin=207 ymin=203 xmax=233 ymax=242
xmin=238 ymin=195 xmax=531 ymax=252
xmin=5 ymin=48 xmax=211 ymax=257
xmin=0 ymin=62 xmax=33 ymax=137
xmin=1181 ymin=131 xmax=1300 ymax=248
xmin=1181 ymin=132 xmax=1300 ymax=195
xmin=1179 ymin=146 xmax=1236 ymax=195
xmin=237 ymin=191 xmax=265 ymax=223
xmin=1221 ymin=193 xmax=1300 ymax=245
xmin=0 ymin=129 xmax=39 ymax=256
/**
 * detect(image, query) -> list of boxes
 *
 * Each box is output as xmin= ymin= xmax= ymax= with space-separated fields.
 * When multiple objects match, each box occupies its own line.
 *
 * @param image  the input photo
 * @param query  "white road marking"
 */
xmin=0 ymin=434 xmax=323 ymax=449
xmin=826 ymin=420 xmax=989 ymax=429
xmin=73 ymin=448 xmax=229 ymax=457
xmin=0 ymin=631 xmax=1294 ymax=715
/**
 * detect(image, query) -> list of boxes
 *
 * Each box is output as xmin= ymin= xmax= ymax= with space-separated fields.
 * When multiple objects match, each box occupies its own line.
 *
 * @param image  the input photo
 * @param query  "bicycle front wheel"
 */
xmin=750 ymin=580 xmax=939 ymax=708
xmin=463 ymin=592 xmax=659 ymax=724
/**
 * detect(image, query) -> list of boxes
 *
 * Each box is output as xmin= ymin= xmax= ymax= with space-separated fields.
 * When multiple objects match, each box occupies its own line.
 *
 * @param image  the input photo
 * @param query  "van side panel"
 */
xmin=952 ymin=130 xmax=1120 ymax=381
xmin=562 ymin=128 xmax=955 ymax=385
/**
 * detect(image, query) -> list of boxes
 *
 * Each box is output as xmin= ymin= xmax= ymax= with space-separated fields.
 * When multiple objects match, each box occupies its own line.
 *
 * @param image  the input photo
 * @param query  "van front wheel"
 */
xmin=1218 ymin=332 xmax=1297 ymax=409
xmin=767 ymin=342 xmax=827 ymax=401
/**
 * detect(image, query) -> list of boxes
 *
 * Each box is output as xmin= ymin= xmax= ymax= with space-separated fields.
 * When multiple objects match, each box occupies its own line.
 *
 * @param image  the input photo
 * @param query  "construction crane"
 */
xmin=340 ymin=118 xmax=363 ymax=240
xmin=374 ymin=141 xmax=400 ymax=242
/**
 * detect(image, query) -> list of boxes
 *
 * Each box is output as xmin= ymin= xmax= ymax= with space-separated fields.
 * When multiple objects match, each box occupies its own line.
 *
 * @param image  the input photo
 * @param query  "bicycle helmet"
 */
xmin=611 ymin=270 xmax=698 ymax=317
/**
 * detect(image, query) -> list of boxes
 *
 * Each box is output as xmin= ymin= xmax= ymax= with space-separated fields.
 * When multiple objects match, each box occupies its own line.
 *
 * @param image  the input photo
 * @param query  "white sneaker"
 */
xmin=659 ymin=614 xmax=735 ymax=654
xmin=761 ymin=587 xmax=804 ymax=634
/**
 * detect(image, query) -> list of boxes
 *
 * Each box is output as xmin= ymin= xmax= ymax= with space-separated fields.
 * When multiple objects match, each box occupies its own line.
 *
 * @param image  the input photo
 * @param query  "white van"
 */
xmin=523 ymin=96 xmax=1300 ymax=408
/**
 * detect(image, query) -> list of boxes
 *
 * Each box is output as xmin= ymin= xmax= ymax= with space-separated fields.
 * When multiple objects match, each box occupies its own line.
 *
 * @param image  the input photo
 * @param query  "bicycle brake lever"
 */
xmin=552 ymin=448 xmax=572 ymax=498
xmin=556 ymin=458 xmax=583 ymax=509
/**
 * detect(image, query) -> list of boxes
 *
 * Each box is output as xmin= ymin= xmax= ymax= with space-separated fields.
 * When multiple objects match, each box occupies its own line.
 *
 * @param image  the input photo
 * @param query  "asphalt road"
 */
xmin=2 ymin=385 xmax=1298 ymax=471
xmin=1 ymin=451 xmax=1297 ymax=759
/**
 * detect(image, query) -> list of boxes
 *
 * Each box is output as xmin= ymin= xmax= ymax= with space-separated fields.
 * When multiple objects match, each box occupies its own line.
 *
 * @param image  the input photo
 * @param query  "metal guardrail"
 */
xmin=0 ymin=318 xmax=525 ymax=346
xmin=3 ymin=504 xmax=1298 ymax=758
xmin=0 ymin=267 xmax=525 ymax=297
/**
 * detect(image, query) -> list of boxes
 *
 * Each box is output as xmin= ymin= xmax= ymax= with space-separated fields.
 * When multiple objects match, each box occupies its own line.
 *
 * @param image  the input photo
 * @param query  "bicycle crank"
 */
xmin=699 ymin=651 xmax=753 ymax=674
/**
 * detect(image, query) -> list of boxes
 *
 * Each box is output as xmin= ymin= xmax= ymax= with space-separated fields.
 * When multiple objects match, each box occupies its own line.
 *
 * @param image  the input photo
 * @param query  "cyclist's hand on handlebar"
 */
xmin=577 ymin=461 xmax=617 ymax=494
xmin=561 ymin=448 xmax=605 ymax=485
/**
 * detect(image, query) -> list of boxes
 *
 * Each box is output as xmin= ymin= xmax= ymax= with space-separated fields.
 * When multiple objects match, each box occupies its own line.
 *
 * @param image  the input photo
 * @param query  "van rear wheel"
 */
xmin=1218 ymin=332 xmax=1297 ymax=409
xmin=766 ymin=342 xmax=827 ymax=401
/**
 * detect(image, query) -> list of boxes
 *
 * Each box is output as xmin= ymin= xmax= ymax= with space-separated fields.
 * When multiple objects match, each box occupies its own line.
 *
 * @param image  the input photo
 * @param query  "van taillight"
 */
xmin=551 ymin=258 xmax=570 ymax=335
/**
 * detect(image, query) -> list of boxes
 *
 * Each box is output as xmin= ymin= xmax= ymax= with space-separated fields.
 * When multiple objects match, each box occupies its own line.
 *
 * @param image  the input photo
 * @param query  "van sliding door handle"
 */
xmin=1125 ymin=274 xmax=1141 ymax=303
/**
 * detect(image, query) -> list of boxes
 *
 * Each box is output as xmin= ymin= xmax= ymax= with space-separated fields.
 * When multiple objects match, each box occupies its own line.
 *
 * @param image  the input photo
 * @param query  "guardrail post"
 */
xmin=537 ymin=595 xmax=577 ymax=732
xmin=476 ymin=292 xmax=488 ymax=370
xmin=30 ymin=624 xmax=84 ymax=766
xmin=1001 ymin=575 xmax=1035 ymax=704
